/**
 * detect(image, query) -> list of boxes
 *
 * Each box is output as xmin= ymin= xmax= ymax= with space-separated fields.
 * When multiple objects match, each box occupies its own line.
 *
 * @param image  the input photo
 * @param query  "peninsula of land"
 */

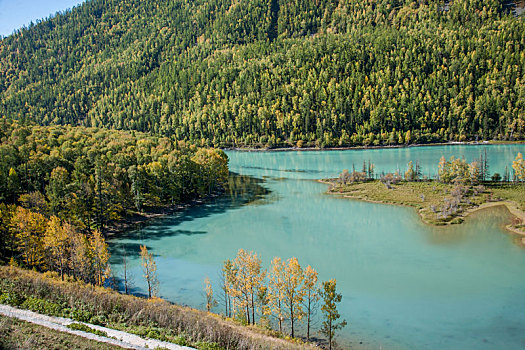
xmin=322 ymin=154 xmax=525 ymax=244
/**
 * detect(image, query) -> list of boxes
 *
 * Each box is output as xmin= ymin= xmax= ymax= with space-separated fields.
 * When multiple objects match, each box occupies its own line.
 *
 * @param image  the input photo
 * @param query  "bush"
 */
xmin=67 ymin=323 xmax=108 ymax=337
xmin=20 ymin=297 xmax=63 ymax=316
xmin=0 ymin=292 xmax=25 ymax=307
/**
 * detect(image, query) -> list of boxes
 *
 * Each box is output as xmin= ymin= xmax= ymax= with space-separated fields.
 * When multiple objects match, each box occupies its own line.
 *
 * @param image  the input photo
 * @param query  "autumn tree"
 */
xmin=268 ymin=257 xmax=286 ymax=333
xmin=512 ymin=153 xmax=525 ymax=182
xmin=303 ymin=265 xmax=320 ymax=341
xmin=283 ymin=257 xmax=305 ymax=338
xmin=43 ymin=216 xmax=71 ymax=280
xmin=13 ymin=207 xmax=46 ymax=268
xmin=231 ymin=249 xmax=266 ymax=325
xmin=320 ymin=279 xmax=347 ymax=350
xmin=70 ymin=232 xmax=91 ymax=283
xmin=221 ymin=259 xmax=235 ymax=317
xmin=90 ymin=230 xmax=110 ymax=286
xmin=19 ymin=191 xmax=48 ymax=215
xmin=140 ymin=245 xmax=159 ymax=298
xmin=204 ymin=276 xmax=218 ymax=312
xmin=468 ymin=161 xmax=480 ymax=185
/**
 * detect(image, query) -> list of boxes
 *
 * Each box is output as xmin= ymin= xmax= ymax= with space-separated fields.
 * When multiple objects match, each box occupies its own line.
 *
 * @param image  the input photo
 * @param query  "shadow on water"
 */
xmin=109 ymin=172 xmax=271 ymax=259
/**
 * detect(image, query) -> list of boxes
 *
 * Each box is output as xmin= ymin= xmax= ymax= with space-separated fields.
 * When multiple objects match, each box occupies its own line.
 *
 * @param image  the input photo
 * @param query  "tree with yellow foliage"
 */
xmin=221 ymin=259 xmax=235 ymax=317
xmin=70 ymin=232 xmax=91 ymax=283
xmin=512 ymin=152 xmax=525 ymax=182
xmin=43 ymin=216 xmax=71 ymax=280
xmin=13 ymin=207 xmax=46 ymax=268
xmin=404 ymin=161 xmax=415 ymax=181
xmin=140 ymin=245 xmax=159 ymax=298
xmin=232 ymin=249 xmax=266 ymax=325
xmin=268 ymin=257 xmax=286 ymax=333
xmin=302 ymin=265 xmax=320 ymax=340
xmin=204 ymin=276 xmax=218 ymax=312
xmin=90 ymin=230 xmax=110 ymax=286
xmin=282 ymin=257 xmax=305 ymax=338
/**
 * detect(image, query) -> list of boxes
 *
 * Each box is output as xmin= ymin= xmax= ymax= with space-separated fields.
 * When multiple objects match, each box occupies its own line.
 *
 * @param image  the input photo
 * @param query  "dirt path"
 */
xmin=0 ymin=304 xmax=195 ymax=350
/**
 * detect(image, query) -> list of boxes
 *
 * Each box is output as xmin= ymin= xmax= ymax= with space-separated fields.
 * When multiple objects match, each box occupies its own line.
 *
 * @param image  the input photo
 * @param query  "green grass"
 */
xmin=67 ymin=323 xmax=108 ymax=338
xmin=327 ymin=180 xmax=525 ymax=226
xmin=0 ymin=315 xmax=122 ymax=350
xmin=491 ymin=184 xmax=525 ymax=211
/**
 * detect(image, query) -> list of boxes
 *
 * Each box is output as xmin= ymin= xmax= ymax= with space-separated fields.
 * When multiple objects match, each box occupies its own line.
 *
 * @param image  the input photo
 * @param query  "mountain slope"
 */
xmin=1 ymin=0 xmax=524 ymax=147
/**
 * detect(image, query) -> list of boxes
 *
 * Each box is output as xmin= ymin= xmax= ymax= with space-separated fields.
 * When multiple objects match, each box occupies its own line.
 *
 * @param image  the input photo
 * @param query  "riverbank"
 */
xmin=322 ymin=179 xmax=525 ymax=240
xmin=222 ymin=140 xmax=522 ymax=152
xmin=104 ymin=194 xmax=222 ymax=238
xmin=0 ymin=266 xmax=315 ymax=350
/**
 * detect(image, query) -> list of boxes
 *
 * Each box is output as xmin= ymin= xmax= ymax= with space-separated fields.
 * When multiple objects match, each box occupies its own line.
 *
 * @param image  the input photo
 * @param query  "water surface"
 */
xmin=109 ymin=145 xmax=525 ymax=350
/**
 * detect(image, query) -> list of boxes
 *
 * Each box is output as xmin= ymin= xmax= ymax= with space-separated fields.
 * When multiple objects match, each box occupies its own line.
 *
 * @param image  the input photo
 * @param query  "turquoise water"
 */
xmin=109 ymin=145 xmax=525 ymax=350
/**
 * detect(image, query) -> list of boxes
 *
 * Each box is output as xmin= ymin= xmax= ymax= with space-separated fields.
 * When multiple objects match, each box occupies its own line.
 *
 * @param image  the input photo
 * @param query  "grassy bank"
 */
xmin=325 ymin=179 xmax=525 ymax=233
xmin=0 ymin=314 xmax=122 ymax=350
xmin=0 ymin=266 xmax=313 ymax=350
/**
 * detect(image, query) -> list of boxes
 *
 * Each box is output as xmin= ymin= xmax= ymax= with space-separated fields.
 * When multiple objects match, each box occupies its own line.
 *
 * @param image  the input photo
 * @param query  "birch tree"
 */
xmin=303 ymin=265 xmax=320 ymax=340
xmin=140 ymin=245 xmax=159 ymax=298
xmin=268 ymin=257 xmax=286 ymax=333
xmin=283 ymin=257 xmax=305 ymax=338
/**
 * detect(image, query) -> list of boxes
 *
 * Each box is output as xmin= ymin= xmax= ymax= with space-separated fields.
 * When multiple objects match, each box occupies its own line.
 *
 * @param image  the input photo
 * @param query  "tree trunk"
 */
xmin=329 ymin=318 xmax=332 ymax=350
xmin=307 ymin=297 xmax=311 ymax=340
xmin=224 ymin=288 xmax=228 ymax=317
xmin=291 ymin=305 xmax=294 ymax=338
xmin=251 ymin=292 xmax=255 ymax=325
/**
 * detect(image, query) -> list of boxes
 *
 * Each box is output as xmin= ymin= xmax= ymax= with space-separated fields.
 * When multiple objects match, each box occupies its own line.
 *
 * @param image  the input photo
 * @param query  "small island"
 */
xmin=323 ymin=154 xmax=525 ymax=242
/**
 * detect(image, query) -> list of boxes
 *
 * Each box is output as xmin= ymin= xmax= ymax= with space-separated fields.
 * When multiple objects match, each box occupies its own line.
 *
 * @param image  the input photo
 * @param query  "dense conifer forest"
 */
xmin=1 ymin=0 xmax=524 ymax=147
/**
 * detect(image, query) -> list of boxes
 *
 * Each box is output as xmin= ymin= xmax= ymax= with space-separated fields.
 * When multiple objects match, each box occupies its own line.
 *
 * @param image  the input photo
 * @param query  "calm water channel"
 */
xmin=109 ymin=144 xmax=525 ymax=350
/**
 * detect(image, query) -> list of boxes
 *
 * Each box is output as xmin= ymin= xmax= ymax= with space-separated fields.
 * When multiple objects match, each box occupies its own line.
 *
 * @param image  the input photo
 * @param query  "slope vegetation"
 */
xmin=1 ymin=0 xmax=524 ymax=147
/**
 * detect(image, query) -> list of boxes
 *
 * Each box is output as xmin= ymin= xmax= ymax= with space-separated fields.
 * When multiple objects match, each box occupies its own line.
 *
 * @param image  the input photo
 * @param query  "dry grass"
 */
xmin=0 ymin=314 xmax=121 ymax=350
xmin=0 ymin=266 xmax=315 ymax=350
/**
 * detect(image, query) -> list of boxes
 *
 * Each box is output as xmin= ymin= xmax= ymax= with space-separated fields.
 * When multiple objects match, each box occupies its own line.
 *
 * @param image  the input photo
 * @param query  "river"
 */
xmin=108 ymin=144 xmax=525 ymax=350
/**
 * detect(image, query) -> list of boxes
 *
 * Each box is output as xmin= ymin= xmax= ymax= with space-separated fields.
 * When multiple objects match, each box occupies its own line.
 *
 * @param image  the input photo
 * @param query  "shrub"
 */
xmin=67 ymin=323 xmax=108 ymax=337
xmin=20 ymin=297 xmax=63 ymax=316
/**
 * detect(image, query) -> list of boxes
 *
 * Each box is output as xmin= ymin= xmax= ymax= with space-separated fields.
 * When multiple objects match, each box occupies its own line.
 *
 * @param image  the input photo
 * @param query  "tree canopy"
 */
xmin=0 ymin=0 xmax=524 ymax=148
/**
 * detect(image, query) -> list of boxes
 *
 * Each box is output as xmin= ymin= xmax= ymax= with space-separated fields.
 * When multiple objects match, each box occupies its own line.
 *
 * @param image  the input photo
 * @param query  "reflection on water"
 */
xmin=109 ymin=145 xmax=525 ymax=350
xmin=110 ymin=172 xmax=270 ymax=260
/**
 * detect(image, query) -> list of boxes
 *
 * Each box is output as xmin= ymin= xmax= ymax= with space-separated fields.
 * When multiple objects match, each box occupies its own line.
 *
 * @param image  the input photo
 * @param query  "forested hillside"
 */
xmin=1 ymin=0 xmax=524 ymax=147
xmin=0 ymin=121 xmax=228 ymax=235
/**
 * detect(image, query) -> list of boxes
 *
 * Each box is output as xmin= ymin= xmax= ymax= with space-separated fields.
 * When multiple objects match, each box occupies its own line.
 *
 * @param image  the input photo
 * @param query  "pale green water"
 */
xmin=109 ymin=145 xmax=525 ymax=350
